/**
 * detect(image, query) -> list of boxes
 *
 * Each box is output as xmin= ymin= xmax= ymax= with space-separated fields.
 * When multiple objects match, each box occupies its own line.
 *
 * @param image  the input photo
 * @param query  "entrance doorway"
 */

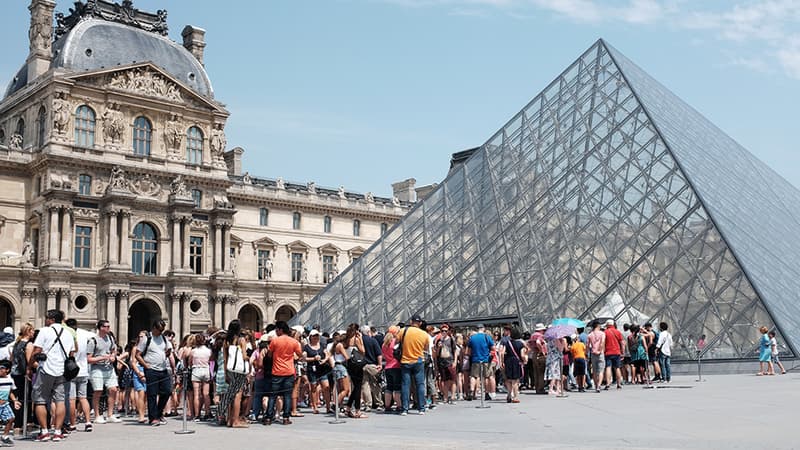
xmin=127 ymin=298 xmax=162 ymax=341
xmin=0 ymin=298 xmax=13 ymax=329
xmin=238 ymin=304 xmax=262 ymax=332
xmin=274 ymin=305 xmax=296 ymax=322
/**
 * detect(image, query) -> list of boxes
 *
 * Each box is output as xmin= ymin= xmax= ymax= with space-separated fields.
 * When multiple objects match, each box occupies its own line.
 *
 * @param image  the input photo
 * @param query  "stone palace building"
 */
xmin=0 ymin=0 xmax=421 ymax=343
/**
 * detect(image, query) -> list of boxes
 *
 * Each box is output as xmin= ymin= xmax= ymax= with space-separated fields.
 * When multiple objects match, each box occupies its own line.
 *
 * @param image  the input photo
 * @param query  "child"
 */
xmin=768 ymin=331 xmax=787 ymax=375
xmin=0 ymin=359 xmax=20 ymax=446
xmin=570 ymin=335 xmax=587 ymax=392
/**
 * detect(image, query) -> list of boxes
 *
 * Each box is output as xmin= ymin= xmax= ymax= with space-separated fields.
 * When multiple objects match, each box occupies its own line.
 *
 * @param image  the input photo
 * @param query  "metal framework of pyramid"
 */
xmin=294 ymin=40 xmax=800 ymax=361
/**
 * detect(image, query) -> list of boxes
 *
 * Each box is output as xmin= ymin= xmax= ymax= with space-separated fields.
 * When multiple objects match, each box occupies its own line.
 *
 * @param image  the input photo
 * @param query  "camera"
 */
xmin=34 ymin=353 xmax=47 ymax=362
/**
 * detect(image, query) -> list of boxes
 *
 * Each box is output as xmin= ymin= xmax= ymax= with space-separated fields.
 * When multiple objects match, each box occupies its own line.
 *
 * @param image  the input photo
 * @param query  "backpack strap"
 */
xmin=141 ymin=332 xmax=153 ymax=357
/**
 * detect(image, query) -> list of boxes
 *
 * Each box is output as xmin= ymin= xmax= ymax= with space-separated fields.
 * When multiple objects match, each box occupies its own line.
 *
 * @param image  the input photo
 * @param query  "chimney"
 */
xmin=223 ymin=147 xmax=244 ymax=176
xmin=392 ymin=178 xmax=417 ymax=203
xmin=27 ymin=0 xmax=56 ymax=83
xmin=182 ymin=25 xmax=206 ymax=65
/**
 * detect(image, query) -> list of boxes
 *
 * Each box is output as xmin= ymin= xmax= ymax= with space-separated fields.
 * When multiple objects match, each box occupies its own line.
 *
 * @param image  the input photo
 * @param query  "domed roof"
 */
xmin=5 ymin=18 xmax=213 ymax=99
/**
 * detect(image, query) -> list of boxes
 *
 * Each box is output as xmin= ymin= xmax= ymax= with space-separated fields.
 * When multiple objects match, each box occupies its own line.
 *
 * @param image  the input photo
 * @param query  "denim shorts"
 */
xmin=333 ymin=364 xmax=348 ymax=380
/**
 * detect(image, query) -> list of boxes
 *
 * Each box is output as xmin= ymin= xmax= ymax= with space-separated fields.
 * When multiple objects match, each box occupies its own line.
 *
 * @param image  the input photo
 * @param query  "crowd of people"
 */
xmin=1 ymin=309 xmax=789 ymax=444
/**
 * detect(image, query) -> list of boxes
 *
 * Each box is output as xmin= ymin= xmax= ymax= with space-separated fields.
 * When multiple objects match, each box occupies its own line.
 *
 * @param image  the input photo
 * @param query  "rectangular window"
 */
xmin=79 ymin=174 xmax=92 ymax=195
xmin=31 ymin=229 xmax=39 ymax=267
xmin=291 ymin=252 xmax=303 ymax=282
xmin=189 ymin=236 xmax=203 ymax=274
xmin=381 ymin=222 xmax=388 ymax=235
xmin=257 ymin=249 xmax=271 ymax=280
xmin=259 ymin=208 xmax=269 ymax=226
xmin=73 ymin=226 xmax=91 ymax=268
xmin=323 ymin=255 xmax=335 ymax=283
xmin=353 ymin=219 xmax=361 ymax=237
xmin=192 ymin=189 xmax=202 ymax=208
xmin=292 ymin=212 xmax=301 ymax=230
xmin=323 ymin=215 xmax=331 ymax=233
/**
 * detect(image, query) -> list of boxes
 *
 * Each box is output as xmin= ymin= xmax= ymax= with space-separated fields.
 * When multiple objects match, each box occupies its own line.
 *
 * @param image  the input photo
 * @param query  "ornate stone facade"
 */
xmin=0 ymin=1 xmax=412 ymax=342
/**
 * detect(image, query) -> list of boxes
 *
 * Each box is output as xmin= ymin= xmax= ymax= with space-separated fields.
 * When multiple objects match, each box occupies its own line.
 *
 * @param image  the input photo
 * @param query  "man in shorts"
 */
xmin=29 ymin=309 xmax=75 ymax=442
xmin=66 ymin=318 xmax=93 ymax=433
xmin=434 ymin=323 xmax=457 ymax=404
xmin=603 ymin=319 xmax=625 ymax=390
xmin=586 ymin=321 xmax=606 ymax=393
xmin=87 ymin=319 xmax=122 ymax=424
xmin=467 ymin=324 xmax=494 ymax=400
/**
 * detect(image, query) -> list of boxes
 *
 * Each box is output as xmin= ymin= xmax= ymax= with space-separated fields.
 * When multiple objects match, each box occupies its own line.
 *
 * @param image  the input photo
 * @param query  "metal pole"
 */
xmin=174 ymin=369 xmax=195 ymax=435
xmin=328 ymin=374 xmax=345 ymax=424
xmin=20 ymin=376 xmax=31 ymax=440
xmin=695 ymin=350 xmax=704 ymax=382
xmin=475 ymin=363 xmax=490 ymax=409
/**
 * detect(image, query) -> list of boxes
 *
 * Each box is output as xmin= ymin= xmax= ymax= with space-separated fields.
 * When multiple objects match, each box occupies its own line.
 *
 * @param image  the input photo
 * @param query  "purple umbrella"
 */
xmin=544 ymin=324 xmax=577 ymax=340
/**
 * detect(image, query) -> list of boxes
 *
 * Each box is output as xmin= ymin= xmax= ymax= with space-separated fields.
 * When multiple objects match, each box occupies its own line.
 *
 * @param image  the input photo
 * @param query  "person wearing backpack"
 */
xmin=434 ymin=323 xmax=457 ymax=404
xmin=131 ymin=319 xmax=175 ymax=426
xmin=28 ymin=309 xmax=75 ymax=442
xmin=87 ymin=319 xmax=121 ymax=425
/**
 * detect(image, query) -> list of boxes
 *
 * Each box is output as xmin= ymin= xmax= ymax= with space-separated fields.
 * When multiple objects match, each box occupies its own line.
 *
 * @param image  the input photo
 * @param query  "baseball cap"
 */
xmin=309 ymin=329 xmax=321 ymax=336
xmin=534 ymin=323 xmax=546 ymax=331
xmin=410 ymin=314 xmax=423 ymax=323
xmin=2 ymin=327 xmax=12 ymax=335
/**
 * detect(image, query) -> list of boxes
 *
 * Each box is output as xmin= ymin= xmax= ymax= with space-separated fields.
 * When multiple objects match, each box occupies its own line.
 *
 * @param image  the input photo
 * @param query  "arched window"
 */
xmin=132 ymin=116 xmax=152 ymax=156
xmin=36 ymin=106 xmax=46 ymax=148
xmin=353 ymin=219 xmax=361 ymax=237
xmin=186 ymin=126 xmax=203 ymax=165
xmin=74 ymin=105 xmax=95 ymax=147
xmin=132 ymin=222 xmax=158 ymax=275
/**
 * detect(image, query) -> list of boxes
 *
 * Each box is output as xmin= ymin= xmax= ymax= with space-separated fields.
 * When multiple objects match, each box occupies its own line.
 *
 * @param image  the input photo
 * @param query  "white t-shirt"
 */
xmin=136 ymin=333 xmax=173 ymax=371
xmin=0 ymin=342 xmax=14 ymax=361
xmin=656 ymin=331 xmax=673 ymax=357
xmin=33 ymin=324 xmax=75 ymax=377
xmin=770 ymin=337 xmax=779 ymax=356
xmin=75 ymin=328 xmax=95 ymax=376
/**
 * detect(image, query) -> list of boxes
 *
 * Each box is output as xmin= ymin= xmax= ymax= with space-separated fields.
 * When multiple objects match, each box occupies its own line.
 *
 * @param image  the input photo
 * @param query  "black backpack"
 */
xmin=11 ymin=340 xmax=27 ymax=376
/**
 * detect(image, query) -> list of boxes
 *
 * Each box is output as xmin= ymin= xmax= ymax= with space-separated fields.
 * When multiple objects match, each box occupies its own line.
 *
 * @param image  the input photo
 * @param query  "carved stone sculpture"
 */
xmin=338 ymin=186 xmax=346 ymax=199
xmin=109 ymin=68 xmax=182 ymax=102
xmin=276 ymin=177 xmax=285 ymax=190
xmin=265 ymin=256 xmax=273 ymax=280
xmin=52 ymin=94 xmax=71 ymax=135
xmin=9 ymin=134 xmax=22 ymax=150
xmin=209 ymin=124 xmax=226 ymax=158
xmin=242 ymin=172 xmax=252 ymax=184
xmin=365 ymin=192 xmax=374 ymax=203
xmin=102 ymin=104 xmax=125 ymax=144
xmin=307 ymin=181 xmax=316 ymax=194
xmin=29 ymin=8 xmax=52 ymax=55
xmin=164 ymin=114 xmax=183 ymax=159
xmin=131 ymin=174 xmax=162 ymax=198
xmin=20 ymin=239 xmax=33 ymax=266
xmin=106 ymin=165 xmax=130 ymax=193
xmin=169 ymin=174 xmax=190 ymax=198
xmin=392 ymin=196 xmax=401 ymax=206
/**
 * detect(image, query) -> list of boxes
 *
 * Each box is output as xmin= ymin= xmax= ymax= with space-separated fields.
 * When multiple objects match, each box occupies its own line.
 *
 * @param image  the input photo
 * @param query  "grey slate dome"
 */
xmin=5 ymin=18 xmax=213 ymax=99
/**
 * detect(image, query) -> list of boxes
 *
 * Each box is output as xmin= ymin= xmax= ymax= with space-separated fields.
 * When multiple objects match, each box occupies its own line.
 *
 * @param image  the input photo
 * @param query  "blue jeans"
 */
xmin=266 ymin=375 xmax=293 ymax=420
xmin=401 ymin=359 xmax=426 ymax=413
xmin=659 ymin=355 xmax=671 ymax=381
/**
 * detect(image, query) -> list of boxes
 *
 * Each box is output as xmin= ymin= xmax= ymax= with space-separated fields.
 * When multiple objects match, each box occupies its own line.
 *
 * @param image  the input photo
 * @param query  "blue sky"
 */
xmin=1 ymin=1 xmax=799 ymax=197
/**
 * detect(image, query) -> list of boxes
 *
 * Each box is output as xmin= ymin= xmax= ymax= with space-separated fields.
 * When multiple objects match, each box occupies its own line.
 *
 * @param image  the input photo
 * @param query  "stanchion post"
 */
xmin=695 ymin=350 xmax=704 ymax=382
xmin=476 ymin=362 xmax=490 ymax=409
xmin=175 ymin=368 xmax=196 ymax=435
xmin=329 ymin=375 xmax=345 ymax=424
xmin=19 ymin=376 xmax=31 ymax=440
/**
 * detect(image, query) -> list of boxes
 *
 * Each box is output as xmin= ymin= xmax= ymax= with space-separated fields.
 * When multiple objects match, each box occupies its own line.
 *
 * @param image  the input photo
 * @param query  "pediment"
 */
xmin=63 ymin=63 xmax=226 ymax=113
xmin=251 ymin=235 xmax=279 ymax=253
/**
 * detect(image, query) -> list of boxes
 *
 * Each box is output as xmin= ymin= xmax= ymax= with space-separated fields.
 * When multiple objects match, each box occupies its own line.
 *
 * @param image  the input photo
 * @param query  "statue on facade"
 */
xmin=364 ymin=192 xmax=374 ymax=203
xmin=209 ymin=124 xmax=226 ymax=159
xmin=8 ymin=134 xmax=22 ymax=151
xmin=52 ymin=94 xmax=71 ymax=135
xmin=102 ymin=104 xmax=126 ymax=144
xmin=338 ymin=185 xmax=346 ymax=199
xmin=392 ymin=196 xmax=401 ymax=206
xmin=169 ymin=174 xmax=190 ymax=198
xmin=275 ymin=177 xmax=285 ymax=190
xmin=20 ymin=239 xmax=33 ymax=266
xmin=164 ymin=114 xmax=183 ymax=152
xmin=307 ymin=181 xmax=316 ymax=194
xmin=265 ymin=256 xmax=274 ymax=280
xmin=242 ymin=172 xmax=252 ymax=184
xmin=107 ymin=165 xmax=130 ymax=191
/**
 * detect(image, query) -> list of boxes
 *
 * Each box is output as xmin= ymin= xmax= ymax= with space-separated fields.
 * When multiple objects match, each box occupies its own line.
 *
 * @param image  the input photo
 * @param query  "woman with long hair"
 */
xmin=10 ymin=323 xmax=33 ymax=434
xmin=211 ymin=331 xmax=228 ymax=423
xmin=219 ymin=320 xmax=250 ymax=427
xmin=189 ymin=333 xmax=212 ymax=421
xmin=343 ymin=323 xmax=367 ymax=419
xmin=130 ymin=332 xmax=148 ymax=423
xmin=330 ymin=331 xmax=350 ymax=413
xmin=303 ymin=330 xmax=329 ymax=414
xmin=381 ymin=326 xmax=401 ymax=412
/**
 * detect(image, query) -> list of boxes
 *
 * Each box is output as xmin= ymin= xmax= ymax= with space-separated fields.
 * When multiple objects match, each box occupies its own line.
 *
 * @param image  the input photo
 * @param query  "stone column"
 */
xmin=119 ymin=211 xmax=131 ymax=267
xmin=182 ymin=218 xmax=191 ymax=270
xmin=223 ymin=224 xmax=231 ymax=272
xmin=213 ymin=224 xmax=222 ymax=273
xmin=171 ymin=293 xmax=180 ymax=332
xmin=45 ymin=289 xmax=57 ymax=312
xmin=59 ymin=207 xmax=72 ymax=264
xmin=213 ymin=296 xmax=222 ymax=328
xmin=171 ymin=217 xmax=181 ymax=271
xmin=181 ymin=294 xmax=191 ymax=336
xmin=105 ymin=290 xmax=117 ymax=335
xmin=108 ymin=211 xmax=118 ymax=266
xmin=119 ymin=291 xmax=130 ymax=344
xmin=20 ymin=288 xmax=35 ymax=327
xmin=224 ymin=297 xmax=235 ymax=327
xmin=48 ymin=206 xmax=59 ymax=263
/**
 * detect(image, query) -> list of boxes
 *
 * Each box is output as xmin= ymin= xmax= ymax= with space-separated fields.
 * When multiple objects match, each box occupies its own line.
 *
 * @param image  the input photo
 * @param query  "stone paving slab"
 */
xmin=15 ymin=373 xmax=798 ymax=449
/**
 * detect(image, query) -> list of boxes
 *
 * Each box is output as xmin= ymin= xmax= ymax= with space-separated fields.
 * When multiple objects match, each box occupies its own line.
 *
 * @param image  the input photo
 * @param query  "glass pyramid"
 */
xmin=293 ymin=40 xmax=797 ymax=361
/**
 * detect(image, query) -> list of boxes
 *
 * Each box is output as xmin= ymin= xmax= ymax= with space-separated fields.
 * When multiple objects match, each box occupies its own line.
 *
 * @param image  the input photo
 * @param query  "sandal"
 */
xmin=290 ymin=412 xmax=304 ymax=417
xmin=232 ymin=423 xmax=249 ymax=428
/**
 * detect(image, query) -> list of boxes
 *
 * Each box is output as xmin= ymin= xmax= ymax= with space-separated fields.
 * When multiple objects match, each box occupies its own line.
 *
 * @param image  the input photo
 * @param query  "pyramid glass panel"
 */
xmin=293 ymin=40 xmax=797 ymax=361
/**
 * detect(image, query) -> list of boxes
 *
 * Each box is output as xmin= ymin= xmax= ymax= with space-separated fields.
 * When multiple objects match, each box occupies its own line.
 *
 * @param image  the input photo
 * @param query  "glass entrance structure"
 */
xmin=293 ymin=40 xmax=799 ymax=362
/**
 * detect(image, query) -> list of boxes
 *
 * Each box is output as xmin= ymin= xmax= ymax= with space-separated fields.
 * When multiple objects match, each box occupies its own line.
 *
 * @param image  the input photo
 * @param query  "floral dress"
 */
xmin=544 ymin=338 xmax=561 ymax=381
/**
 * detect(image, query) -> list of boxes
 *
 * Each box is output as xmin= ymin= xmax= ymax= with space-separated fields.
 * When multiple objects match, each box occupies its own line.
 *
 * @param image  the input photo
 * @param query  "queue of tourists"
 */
xmin=0 ymin=309 xmax=788 ymax=444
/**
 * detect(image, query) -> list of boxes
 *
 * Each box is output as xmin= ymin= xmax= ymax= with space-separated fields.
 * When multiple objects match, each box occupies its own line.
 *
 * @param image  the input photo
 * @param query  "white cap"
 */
xmin=605 ymin=319 xmax=615 ymax=326
xmin=309 ymin=329 xmax=321 ymax=336
xmin=534 ymin=323 xmax=546 ymax=331
xmin=2 ymin=327 xmax=12 ymax=335
xmin=291 ymin=325 xmax=305 ymax=334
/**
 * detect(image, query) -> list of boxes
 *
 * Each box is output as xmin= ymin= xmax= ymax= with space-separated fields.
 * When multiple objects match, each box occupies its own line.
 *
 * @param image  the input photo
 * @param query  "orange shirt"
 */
xmin=571 ymin=341 xmax=586 ymax=360
xmin=269 ymin=334 xmax=301 ymax=376
xmin=398 ymin=326 xmax=429 ymax=364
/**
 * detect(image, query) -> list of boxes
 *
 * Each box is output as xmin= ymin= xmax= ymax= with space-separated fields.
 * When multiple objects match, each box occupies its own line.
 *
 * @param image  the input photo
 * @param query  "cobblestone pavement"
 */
xmin=15 ymin=373 xmax=799 ymax=449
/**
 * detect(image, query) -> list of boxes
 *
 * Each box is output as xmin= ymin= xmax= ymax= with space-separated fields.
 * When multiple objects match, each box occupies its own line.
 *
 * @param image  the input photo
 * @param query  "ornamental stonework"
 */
xmin=108 ymin=68 xmax=182 ymax=102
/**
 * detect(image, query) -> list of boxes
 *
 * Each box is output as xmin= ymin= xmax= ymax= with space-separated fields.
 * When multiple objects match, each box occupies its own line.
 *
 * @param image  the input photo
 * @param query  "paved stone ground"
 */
xmin=14 ymin=373 xmax=799 ymax=449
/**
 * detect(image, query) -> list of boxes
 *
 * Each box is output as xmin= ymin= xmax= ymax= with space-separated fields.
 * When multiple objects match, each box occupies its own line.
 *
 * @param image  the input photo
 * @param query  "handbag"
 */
xmin=348 ymin=346 xmax=367 ymax=368
xmin=393 ymin=329 xmax=406 ymax=361
xmin=53 ymin=328 xmax=79 ymax=381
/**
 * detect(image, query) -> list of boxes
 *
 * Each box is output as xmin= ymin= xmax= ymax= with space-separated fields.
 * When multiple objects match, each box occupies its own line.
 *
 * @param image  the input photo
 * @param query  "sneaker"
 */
xmin=108 ymin=415 xmax=123 ymax=423
xmin=1 ymin=435 xmax=12 ymax=446
xmin=418 ymin=410 xmax=425 ymax=415
xmin=158 ymin=417 xmax=168 ymax=425
xmin=33 ymin=433 xmax=50 ymax=442
xmin=484 ymin=393 xmax=491 ymax=401
xmin=84 ymin=423 xmax=93 ymax=432
xmin=51 ymin=433 xmax=64 ymax=442
xmin=150 ymin=420 xmax=160 ymax=427
xmin=400 ymin=411 xmax=408 ymax=416
xmin=94 ymin=415 xmax=107 ymax=424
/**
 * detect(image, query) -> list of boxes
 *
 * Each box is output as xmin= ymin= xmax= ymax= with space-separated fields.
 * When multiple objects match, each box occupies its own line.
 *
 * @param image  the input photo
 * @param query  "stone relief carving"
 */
xmin=209 ymin=123 xmax=226 ymax=159
xmin=213 ymin=193 xmax=233 ymax=209
xmin=9 ymin=134 xmax=22 ymax=150
xmin=106 ymin=166 xmax=131 ymax=193
xmin=52 ymin=93 xmax=71 ymax=135
xmin=109 ymin=68 xmax=182 ymax=102
xmin=102 ymin=103 xmax=125 ymax=144
xmin=29 ymin=7 xmax=52 ymax=55
xmin=48 ymin=173 xmax=74 ymax=190
xmin=131 ymin=174 xmax=162 ymax=198
xmin=169 ymin=175 xmax=191 ymax=198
